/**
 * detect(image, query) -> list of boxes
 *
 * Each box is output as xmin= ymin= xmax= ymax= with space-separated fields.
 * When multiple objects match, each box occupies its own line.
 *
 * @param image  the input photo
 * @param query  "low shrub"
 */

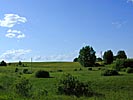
xmin=88 ymin=68 xmax=92 ymax=70
xmin=115 ymin=59 xmax=133 ymax=71
xmin=15 ymin=68 xmax=19 ymax=72
xmin=57 ymin=74 xmax=93 ymax=97
xmin=124 ymin=59 xmax=133 ymax=68
xmin=98 ymin=68 xmax=101 ymax=70
xmin=13 ymin=77 xmax=32 ymax=98
xmin=120 ymin=68 xmax=126 ymax=72
xmin=115 ymin=59 xmax=125 ymax=68
xmin=74 ymin=69 xmax=77 ymax=71
xmin=57 ymin=69 xmax=63 ymax=72
xmin=126 ymin=67 xmax=133 ymax=73
xmin=95 ymin=63 xmax=101 ymax=67
xmin=0 ymin=85 xmax=4 ymax=90
xmin=101 ymin=69 xmax=119 ymax=76
xmin=23 ymin=69 xmax=28 ymax=74
xmin=35 ymin=70 xmax=50 ymax=78
xmin=79 ymin=68 xmax=82 ymax=71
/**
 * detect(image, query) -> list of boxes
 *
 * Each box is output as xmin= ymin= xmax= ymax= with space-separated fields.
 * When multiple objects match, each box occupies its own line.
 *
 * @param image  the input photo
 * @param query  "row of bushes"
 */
xmin=102 ymin=67 xmax=133 ymax=76
xmin=115 ymin=59 xmax=133 ymax=70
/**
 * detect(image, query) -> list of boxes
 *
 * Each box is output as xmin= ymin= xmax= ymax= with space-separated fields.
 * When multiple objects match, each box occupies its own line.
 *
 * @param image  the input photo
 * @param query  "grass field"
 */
xmin=0 ymin=62 xmax=133 ymax=100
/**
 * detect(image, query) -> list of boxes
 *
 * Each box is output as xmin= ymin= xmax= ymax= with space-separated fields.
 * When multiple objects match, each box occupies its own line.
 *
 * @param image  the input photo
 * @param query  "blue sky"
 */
xmin=0 ymin=0 xmax=133 ymax=62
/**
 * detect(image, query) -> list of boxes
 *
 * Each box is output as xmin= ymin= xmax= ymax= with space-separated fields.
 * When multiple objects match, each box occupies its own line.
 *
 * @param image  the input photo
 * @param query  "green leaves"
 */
xmin=103 ymin=50 xmax=113 ymax=64
xmin=78 ymin=46 xmax=96 ymax=67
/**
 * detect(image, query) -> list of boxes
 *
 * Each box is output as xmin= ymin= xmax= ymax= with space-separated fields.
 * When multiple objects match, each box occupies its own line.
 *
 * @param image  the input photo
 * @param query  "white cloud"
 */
xmin=127 ymin=0 xmax=133 ymax=3
xmin=112 ymin=21 xmax=127 ymax=28
xmin=0 ymin=49 xmax=31 ymax=61
xmin=5 ymin=29 xmax=25 ymax=39
xmin=5 ymin=32 xmax=16 ymax=38
xmin=0 ymin=14 xmax=27 ymax=28
xmin=34 ymin=51 xmax=78 ymax=61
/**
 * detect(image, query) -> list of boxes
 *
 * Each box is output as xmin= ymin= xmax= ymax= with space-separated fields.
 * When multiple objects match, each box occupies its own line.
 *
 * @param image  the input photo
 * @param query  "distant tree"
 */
xmin=96 ymin=57 xmax=103 ymax=62
xmin=0 ymin=60 xmax=7 ymax=66
xmin=73 ymin=58 xmax=78 ymax=62
xmin=18 ymin=61 xmax=22 ymax=66
xmin=117 ymin=50 xmax=127 ymax=59
xmin=78 ymin=46 xmax=96 ymax=67
xmin=103 ymin=50 xmax=113 ymax=64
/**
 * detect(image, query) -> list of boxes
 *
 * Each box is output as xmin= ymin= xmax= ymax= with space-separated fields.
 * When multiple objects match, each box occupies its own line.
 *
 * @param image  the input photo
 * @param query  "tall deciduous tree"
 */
xmin=117 ymin=50 xmax=127 ymax=59
xmin=78 ymin=46 xmax=96 ymax=67
xmin=0 ymin=60 xmax=7 ymax=66
xmin=103 ymin=50 xmax=113 ymax=64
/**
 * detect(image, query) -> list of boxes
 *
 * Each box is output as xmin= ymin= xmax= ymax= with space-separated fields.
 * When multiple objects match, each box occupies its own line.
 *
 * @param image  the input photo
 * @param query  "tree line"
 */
xmin=74 ymin=45 xmax=127 ymax=67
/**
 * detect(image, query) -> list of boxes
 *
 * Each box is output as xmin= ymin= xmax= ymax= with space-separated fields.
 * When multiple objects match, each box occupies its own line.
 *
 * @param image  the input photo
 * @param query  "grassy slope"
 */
xmin=0 ymin=62 xmax=133 ymax=100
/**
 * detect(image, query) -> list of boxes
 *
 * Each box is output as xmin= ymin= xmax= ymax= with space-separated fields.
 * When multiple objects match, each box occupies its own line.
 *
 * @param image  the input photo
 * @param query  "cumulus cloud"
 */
xmin=5 ymin=29 xmax=25 ymax=39
xmin=0 ymin=49 xmax=31 ymax=61
xmin=0 ymin=14 xmax=27 ymax=28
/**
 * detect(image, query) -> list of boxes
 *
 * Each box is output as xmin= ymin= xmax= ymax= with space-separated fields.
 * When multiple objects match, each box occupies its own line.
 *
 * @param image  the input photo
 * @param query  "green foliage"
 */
xmin=18 ymin=61 xmax=22 ymax=66
xmin=32 ymin=88 xmax=48 ymax=100
xmin=96 ymin=57 xmax=103 ymax=62
xmin=0 ymin=62 xmax=133 ymax=100
xmin=13 ymin=77 xmax=32 ymax=98
xmin=58 ymin=74 xmax=93 ymax=97
xmin=78 ymin=46 xmax=96 ymax=67
xmin=73 ymin=58 xmax=78 ymax=62
xmin=126 ymin=67 xmax=133 ymax=73
xmin=103 ymin=50 xmax=113 ymax=64
xmin=23 ymin=69 xmax=28 ymax=74
xmin=57 ymin=69 xmax=63 ymax=72
xmin=0 ymin=60 xmax=7 ymax=66
xmin=124 ymin=59 xmax=133 ymax=68
xmin=35 ymin=70 xmax=50 ymax=78
xmin=79 ymin=68 xmax=82 ymax=71
xmin=114 ymin=59 xmax=125 ymax=71
xmin=117 ymin=50 xmax=127 ymax=59
xmin=115 ymin=59 xmax=125 ymax=68
xmin=88 ymin=68 xmax=92 ymax=70
xmin=101 ymin=69 xmax=119 ymax=76
xmin=115 ymin=59 xmax=133 ymax=71
xmin=74 ymin=69 xmax=77 ymax=71
xmin=15 ymin=68 xmax=19 ymax=72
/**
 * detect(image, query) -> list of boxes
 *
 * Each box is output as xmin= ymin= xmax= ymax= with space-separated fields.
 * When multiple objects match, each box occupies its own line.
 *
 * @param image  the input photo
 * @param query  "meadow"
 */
xmin=0 ymin=62 xmax=132 ymax=100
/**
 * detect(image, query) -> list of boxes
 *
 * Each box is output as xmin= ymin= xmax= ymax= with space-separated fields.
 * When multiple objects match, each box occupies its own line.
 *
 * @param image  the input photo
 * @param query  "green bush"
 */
xmin=57 ymin=69 xmax=63 ymax=72
xmin=115 ymin=59 xmax=125 ymax=71
xmin=101 ymin=69 xmax=119 ymax=76
xmin=126 ymin=67 xmax=133 ymax=73
xmin=15 ymin=68 xmax=19 ymax=72
xmin=124 ymin=59 xmax=133 ymax=68
xmin=23 ymin=69 xmax=28 ymax=74
xmin=115 ymin=59 xmax=133 ymax=70
xmin=98 ymin=68 xmax=101 ymax=70
xmin=120 ymin=68 xmax=126 ymax=72
xmin=79 ymin=68 xmax=82 ymax=71
xmin=88 ymin=68 xmax=92 ymax=70
xmin=13 ymin=77 xmax=32 ymax=97
xmin=57 ymin=74 xmax=93 ymax=97
xmin=35 ymin=70 xmax=50 ymax=78
xmin=23 ymin=69 xmax=32 ymax=74
xmin=74 ymin=69 xmax=77 ymax=71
